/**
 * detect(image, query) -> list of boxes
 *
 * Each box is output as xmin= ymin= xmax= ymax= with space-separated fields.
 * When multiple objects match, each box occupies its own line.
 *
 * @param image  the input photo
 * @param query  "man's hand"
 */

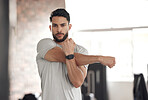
xmin=61 ymin=38 xmax=76 ymax=55
xmin=99 ymin=56 xmax=116 ymax=68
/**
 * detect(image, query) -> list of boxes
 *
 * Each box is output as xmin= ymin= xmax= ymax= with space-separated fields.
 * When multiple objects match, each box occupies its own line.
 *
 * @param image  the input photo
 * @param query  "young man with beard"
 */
xmin=36 ymin=8 xmax=116 ymax=100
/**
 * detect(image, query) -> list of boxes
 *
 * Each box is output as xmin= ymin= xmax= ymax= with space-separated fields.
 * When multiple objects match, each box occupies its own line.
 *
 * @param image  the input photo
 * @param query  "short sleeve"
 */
xmin=37 ymin=38 xmax=56 ymax=58
xmin=75 ymin=44 xmax=88 ymax=55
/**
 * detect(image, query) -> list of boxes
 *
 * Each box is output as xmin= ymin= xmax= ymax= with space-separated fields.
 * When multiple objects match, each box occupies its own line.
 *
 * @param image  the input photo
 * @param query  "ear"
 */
xmin=49 ymin=25 xmax=51 ymax=31
xmin=69 ymin=24 xmax=72 ymax=30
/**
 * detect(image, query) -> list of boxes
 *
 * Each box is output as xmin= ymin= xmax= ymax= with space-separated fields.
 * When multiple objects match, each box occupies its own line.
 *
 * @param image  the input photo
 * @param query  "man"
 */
xmin=36 ymin=8 xmax=115 ymax=100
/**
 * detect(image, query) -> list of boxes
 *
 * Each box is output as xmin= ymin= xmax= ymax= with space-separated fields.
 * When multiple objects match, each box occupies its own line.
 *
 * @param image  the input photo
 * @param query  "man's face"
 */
xmin=50 ymin=16 xmax=71 ymax=42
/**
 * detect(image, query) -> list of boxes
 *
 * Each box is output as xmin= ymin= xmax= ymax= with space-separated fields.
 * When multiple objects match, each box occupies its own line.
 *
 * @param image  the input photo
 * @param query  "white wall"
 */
xmin=108 ymin=82 xmax=133 ymax=100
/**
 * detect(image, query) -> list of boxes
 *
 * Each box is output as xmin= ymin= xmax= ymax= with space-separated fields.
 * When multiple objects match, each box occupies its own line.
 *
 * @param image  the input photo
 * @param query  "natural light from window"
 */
xmin=66 ymin=0 xmax=148 ymax=82
xmin=66 ymin=0 xmax=148 ymax=30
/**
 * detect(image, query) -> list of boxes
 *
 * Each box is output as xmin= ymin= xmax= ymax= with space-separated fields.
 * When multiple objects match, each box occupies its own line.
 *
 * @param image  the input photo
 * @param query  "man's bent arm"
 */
xmin=65 ymin=58 xmax=87 ymax=88
xmin=44 ymin=47 xmax=87 ymax=88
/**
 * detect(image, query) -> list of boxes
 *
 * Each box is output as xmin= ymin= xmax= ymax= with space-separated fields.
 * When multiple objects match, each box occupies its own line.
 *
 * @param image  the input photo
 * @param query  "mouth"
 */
xmin=56 ymin=33 xmax=64 ymax=37
xmin=53 ymin=32 xmax=68 ymax=42
xmin=56 ymin=34 xmax=63 ymax=36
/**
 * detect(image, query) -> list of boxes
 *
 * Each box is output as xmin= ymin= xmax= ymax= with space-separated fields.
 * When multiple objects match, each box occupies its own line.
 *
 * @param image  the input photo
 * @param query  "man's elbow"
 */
xmin=73 ymin=81 xmax=83 ymax=88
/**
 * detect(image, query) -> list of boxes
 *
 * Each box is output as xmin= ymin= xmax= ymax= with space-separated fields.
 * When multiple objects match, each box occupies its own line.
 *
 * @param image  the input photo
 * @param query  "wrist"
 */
xmin=98 ymin=56 xmax=103 ymax=62
xmin=65 ymin=54 xmax=75 ymax=60
xmin=65 ymin=52 xmax=74 ymax=56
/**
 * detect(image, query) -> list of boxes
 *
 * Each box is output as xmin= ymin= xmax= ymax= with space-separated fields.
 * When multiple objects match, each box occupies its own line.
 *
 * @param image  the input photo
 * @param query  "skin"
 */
xmin=46 ymin=16 xmax=116 ymax=88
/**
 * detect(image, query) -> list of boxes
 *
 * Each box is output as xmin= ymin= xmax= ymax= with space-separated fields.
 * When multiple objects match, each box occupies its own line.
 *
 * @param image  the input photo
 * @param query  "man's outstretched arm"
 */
xmin=44 ymin=47 xmax=115 ymax=68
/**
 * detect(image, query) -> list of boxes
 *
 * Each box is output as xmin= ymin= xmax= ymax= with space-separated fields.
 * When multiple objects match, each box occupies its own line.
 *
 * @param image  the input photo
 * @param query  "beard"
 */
xmin=53 ymin=32 xmax=68 ymax=42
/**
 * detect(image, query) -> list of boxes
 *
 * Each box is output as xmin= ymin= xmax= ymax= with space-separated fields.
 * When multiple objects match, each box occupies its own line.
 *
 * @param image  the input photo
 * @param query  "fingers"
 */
xmin=108 ymin=58 xmax=116 ymax=68
xmin=61 ymin=38 xmax=76 ymax=55
xmin=69 ymin=38 xmax=72 ymax=41
xmin=69 ymin=38 xmax=75 ymax=43
xmin=102 ymin=56 xmax=115 ymax=68
xmin=64 ymin=38 xmax=75 ymax=46
xmin=63 ymin=38 xmax=73 ymax=42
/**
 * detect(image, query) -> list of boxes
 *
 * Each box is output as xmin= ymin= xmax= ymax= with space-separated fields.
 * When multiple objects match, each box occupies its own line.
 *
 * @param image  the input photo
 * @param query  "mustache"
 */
xmin=56 ymin=32 xmax=64 ymax=35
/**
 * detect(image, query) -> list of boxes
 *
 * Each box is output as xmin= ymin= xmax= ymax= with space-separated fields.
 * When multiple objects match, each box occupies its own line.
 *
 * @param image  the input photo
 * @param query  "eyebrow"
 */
xmin=52 ymin=23 xmax=57 ymax=25
xmin=61 ymin=23 xmax=66 ymax=25
xmin=52 ymin=23 xmax=66 ymax=25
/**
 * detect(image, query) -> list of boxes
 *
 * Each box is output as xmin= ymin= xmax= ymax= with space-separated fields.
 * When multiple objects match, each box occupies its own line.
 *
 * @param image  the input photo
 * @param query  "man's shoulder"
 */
xmin=76 ymin=44 xmax=85 ymax=49
xmin=38 ymin=38 xmax=53 ymax=43
xmin=75 ymin=44 xmax=88 ymax=54
xmin=37 ymin=38 xmax=55 ymax=46
xmin=37 ymin=38 xmax=56 ymax=53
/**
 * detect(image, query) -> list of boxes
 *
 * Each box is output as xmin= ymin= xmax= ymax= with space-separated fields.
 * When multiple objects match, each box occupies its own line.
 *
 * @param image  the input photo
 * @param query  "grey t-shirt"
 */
xmin=36 ymin=38 xmax=88 ymax=100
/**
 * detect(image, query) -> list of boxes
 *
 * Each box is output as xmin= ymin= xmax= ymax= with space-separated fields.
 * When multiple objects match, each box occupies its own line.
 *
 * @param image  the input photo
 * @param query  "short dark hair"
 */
xmin=50 ymin=8 xmax=70 ymax=23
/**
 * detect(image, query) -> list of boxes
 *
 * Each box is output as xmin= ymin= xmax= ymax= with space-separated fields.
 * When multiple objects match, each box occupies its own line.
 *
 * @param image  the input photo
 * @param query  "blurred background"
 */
xmin=0 ymin=0 xmax=148 ymax=100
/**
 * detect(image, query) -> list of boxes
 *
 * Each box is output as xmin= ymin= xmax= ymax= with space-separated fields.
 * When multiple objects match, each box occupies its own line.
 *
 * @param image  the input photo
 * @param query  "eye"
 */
xmin=61 ymin=23 xmax=66 ymax=27
xmin=52 ymin=24 xmax=57 ymax=27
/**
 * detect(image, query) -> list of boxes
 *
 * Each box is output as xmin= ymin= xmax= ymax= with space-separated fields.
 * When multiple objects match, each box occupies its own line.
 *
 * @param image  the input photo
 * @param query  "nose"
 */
xmin=57 ymin=26 xmax=62 ymax=33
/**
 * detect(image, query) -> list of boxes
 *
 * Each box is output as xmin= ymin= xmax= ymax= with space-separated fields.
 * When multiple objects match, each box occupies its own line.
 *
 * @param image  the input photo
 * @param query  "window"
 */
xmin=66 ymin=0 xmax=148 ymax=82
xmin=71 ymin=28 xmax=148 ymax=82
xmin=66 ymin=0 xmax=148 ymax=30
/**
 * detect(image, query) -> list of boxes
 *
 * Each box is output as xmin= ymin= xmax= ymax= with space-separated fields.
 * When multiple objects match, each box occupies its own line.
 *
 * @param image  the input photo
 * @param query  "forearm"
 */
xmin=74 ymin=54 xmax=115 ymax=68
xmin=44 ymin=47 xmax=66 ymax=63
xmin=66 ymin=58 xmax=85 ymax=88
xmin=75 ymin=53 xmax=101 ymax=66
